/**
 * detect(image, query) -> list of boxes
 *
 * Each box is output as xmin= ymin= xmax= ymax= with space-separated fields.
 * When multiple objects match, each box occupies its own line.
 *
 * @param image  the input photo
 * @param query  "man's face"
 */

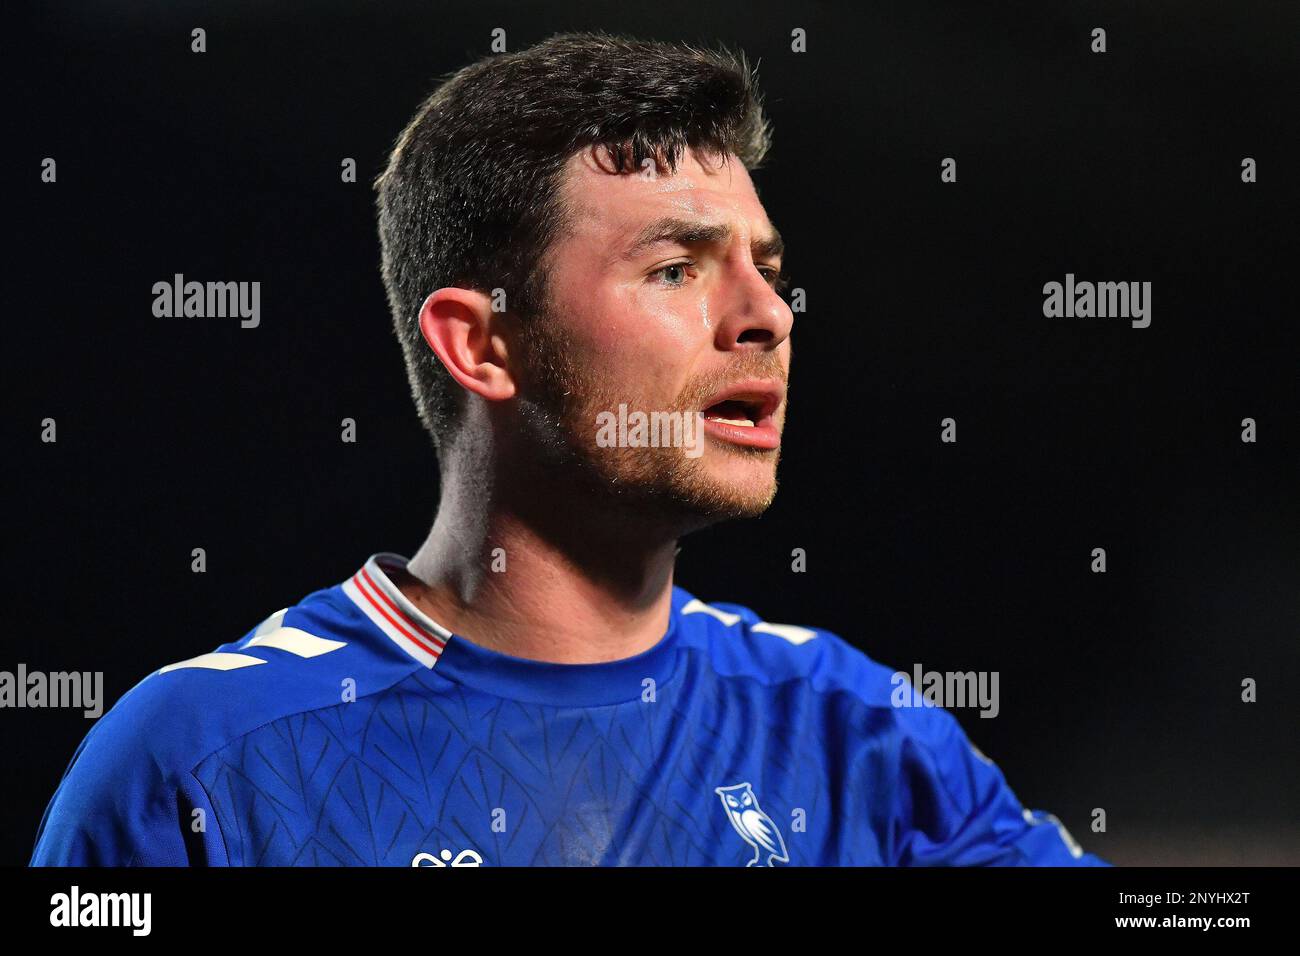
xmin=514 ymin=145 xmax=793 ymax=525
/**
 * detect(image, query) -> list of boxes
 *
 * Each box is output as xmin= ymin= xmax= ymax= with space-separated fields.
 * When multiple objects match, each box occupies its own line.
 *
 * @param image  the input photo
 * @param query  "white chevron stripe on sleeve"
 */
xmin=751 ymin=622 xmax=818 ymax=645
xmin=244 ymin=626 xmax=347 ymax=658
xmin=159 ymin=653 xmax=267 ymax=673
xmin=252 ymin=608 xmax=289 ymax=638
xmin=680 ymin=599 xmax=742 ymax=626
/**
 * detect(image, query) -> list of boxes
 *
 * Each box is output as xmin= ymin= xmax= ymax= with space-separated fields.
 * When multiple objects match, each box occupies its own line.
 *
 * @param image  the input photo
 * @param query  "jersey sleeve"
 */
xmin=30 ymin=690 xmax=229 ymax=867
xmin=890 ymin=704 xmax=1109 ymax=866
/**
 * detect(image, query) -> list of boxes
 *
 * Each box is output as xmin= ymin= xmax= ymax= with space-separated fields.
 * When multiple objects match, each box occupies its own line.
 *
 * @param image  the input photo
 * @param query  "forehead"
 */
xmin=555 ymin=146 xmax=773 ymax=245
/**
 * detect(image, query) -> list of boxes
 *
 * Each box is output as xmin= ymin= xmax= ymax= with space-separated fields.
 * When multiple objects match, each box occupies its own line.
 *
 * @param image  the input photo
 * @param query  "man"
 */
xmin=32 ymin=32 xmax=1106 ymax=866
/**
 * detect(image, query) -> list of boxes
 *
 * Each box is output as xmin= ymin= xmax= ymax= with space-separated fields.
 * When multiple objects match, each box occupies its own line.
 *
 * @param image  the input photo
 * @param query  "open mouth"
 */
xmin=702 ymin=398 xmax=763 ymax=428
xmin=698 ymin=381 xmax=784 ymax=449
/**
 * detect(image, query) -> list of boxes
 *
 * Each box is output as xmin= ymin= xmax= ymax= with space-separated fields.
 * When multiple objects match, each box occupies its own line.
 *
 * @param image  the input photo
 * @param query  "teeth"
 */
xmin=706 ymin=416 xmax=755 ymax=427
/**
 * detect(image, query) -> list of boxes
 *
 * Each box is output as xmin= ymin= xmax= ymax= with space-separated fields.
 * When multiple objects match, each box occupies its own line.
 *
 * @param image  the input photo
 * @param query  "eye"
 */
xmin=759 ymin=266 xmax=791 ymax=294
xmin=650 ymin=261 xmax=693 ymax=288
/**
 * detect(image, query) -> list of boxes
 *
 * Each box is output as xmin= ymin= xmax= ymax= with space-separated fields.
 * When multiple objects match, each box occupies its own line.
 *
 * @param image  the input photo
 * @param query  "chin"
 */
xmin=664 ymin=462 xmax=780 ymax=525
xmin=559 ymin=427 xmax=782 ymax=528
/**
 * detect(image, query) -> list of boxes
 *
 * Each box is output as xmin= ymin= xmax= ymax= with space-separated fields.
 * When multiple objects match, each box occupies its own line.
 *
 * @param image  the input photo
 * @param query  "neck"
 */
xmin=399 ymin=463 xmax=683 ymax=664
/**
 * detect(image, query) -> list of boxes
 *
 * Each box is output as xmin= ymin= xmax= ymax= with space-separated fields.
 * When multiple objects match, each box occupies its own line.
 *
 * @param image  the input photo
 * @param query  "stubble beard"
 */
xmin=515 ymin=314 xmax=783 ymax=531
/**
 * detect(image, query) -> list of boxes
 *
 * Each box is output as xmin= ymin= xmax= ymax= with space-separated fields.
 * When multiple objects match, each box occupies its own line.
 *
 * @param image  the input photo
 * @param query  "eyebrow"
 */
xmin=620 ymin=216 xmax=785 ymax=262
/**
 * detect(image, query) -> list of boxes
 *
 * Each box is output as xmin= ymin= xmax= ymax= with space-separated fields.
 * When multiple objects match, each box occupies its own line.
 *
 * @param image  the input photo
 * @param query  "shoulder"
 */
xmin=32 ymin=589 xmax=422 ymax=864
xmin=671 ymin=586 xmax=907 ymax=709
xmin=668 ymin=587 xmax=1107 ymax=867
xmin=670 ymin=587 xmax=978 ymax=752
xmin=87 ymin=591 xmax=424 ymax=774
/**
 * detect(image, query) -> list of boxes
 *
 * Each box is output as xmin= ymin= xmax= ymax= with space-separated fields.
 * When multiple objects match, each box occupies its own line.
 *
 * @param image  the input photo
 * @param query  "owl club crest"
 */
xmin=715 ymin=782 xmax=790 ymax=867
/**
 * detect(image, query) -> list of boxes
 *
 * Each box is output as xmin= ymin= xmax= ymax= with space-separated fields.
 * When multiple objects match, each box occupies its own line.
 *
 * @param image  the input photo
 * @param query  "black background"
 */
xmin=5 ymin=0 xmax=1298 ymax=867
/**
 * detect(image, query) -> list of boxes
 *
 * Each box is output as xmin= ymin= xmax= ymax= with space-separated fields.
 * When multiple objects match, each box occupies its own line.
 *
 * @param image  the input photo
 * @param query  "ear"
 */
xmin=416 ymin=288 xmax=517 ymax=402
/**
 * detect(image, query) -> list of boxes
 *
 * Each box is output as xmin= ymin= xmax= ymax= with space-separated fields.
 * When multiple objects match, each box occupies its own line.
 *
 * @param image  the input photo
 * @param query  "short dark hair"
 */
xmin=374 ymin=31 xmax=772 ymax=449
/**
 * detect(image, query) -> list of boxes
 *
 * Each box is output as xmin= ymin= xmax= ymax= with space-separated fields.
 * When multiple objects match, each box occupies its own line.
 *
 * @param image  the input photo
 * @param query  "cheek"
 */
xmin=578 ymin=287 xmax=705 ymax=388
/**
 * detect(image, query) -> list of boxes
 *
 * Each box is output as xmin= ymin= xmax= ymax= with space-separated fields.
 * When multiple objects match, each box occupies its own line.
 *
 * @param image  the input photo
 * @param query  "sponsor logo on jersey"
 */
xmin=412 ymin=848 xmax=484 ymax=867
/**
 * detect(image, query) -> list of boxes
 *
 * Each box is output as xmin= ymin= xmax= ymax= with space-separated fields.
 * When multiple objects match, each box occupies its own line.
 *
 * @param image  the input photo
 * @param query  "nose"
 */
xmin=712 ymin=256 xmax=794 ymax=352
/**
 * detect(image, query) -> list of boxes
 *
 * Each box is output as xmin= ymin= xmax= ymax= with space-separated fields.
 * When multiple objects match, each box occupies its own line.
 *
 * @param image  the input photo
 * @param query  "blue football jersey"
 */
xmin=31 ymin=553 xmax=1108 ymax=866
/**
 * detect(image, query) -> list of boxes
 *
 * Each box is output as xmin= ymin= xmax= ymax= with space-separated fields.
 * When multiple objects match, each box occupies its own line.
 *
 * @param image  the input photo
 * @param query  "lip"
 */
xmin=699 ymin=378 xmax=785 ymax=450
